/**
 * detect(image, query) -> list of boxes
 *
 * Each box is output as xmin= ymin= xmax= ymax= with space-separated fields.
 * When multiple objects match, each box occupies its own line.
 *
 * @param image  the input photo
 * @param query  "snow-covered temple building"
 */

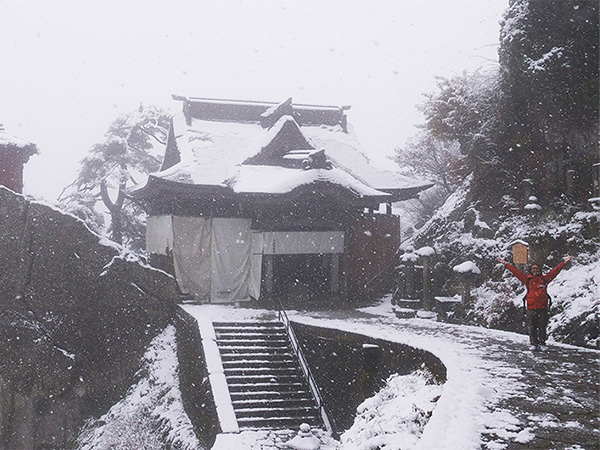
xmin=0 ymin=124 xmax=38 ymax=194
xmin=131 ymin=96 xmax=432 ymax=305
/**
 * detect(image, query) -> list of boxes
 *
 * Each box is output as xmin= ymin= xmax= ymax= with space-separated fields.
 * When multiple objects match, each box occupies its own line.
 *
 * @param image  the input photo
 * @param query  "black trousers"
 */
xmin=527 ymin=309 xmax=549 ymax=346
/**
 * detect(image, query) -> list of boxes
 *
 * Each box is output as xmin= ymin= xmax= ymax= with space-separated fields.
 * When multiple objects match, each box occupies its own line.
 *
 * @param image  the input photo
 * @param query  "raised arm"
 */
xmin=498 ymin=257 xmax=528 ymax=284
xmin=544 ymin=256 xmax=572 ymax=283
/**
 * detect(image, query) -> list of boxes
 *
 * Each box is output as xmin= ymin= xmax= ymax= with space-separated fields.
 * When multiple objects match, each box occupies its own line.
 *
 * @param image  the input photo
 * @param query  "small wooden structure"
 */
xmin=511 ymin=240 xmax=529 ymax=265
xmin=131 ymin=96 xmax=433 ymax=305
xmin=0 ymin=124 xmax=38 ymax=193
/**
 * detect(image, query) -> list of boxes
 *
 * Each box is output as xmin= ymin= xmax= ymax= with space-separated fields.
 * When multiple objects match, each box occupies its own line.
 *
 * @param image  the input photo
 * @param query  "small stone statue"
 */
xmin=285 ymin=423 xmax=320 ymax=450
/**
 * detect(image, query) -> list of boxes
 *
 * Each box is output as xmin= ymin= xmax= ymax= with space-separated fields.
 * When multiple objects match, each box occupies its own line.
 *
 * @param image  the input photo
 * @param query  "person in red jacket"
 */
xmin=498 ymin=255 xmax=573 ymax=351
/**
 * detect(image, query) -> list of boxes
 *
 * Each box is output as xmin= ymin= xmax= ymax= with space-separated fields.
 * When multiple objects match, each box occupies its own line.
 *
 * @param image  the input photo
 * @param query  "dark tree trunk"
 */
xmin=100 ymin=180 xmax=126 ymax=245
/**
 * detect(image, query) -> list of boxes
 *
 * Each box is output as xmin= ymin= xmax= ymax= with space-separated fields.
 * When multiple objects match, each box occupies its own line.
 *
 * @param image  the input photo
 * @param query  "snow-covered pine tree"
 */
xmin=60 ymin=105 xmax=170 ymax=250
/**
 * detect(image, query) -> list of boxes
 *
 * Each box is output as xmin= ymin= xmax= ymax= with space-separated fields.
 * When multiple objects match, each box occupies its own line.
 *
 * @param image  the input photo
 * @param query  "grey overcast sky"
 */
xmin=0 ymin=0 xmax=507 ymax=200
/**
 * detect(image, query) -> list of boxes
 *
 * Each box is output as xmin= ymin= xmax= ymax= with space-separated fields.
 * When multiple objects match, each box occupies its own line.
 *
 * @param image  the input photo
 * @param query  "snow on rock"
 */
xmin=340 ymin=371 xmax=442 ymax=450
xmin=453 ymin=261 xmax=481 ymax=275
xmin=524 ymin=203 xmax=542 ymax=211
xmin=513 ymin=427 xmax=535 ymax=444
xmin=415 ymin=246 xmax=435 ymax=257
xmin=76 ymin=326 xmax=202 ymax=450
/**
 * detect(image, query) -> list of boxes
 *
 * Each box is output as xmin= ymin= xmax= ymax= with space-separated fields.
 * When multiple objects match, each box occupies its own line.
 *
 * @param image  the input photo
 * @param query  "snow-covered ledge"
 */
xmin=196 ymin=317 xmax=239 ymax=433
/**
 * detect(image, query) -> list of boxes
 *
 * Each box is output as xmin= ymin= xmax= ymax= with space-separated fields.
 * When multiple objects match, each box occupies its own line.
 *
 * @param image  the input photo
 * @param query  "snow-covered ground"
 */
xmin=77 ymin=300 xmax=598 ymax=449
xmin=184 ymin=299 xmax=598 ymax=450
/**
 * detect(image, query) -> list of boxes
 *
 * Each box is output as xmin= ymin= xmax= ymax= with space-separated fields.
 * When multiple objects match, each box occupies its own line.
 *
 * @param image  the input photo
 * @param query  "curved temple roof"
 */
xmin=131 ymin=96 xmax=432 ymax=203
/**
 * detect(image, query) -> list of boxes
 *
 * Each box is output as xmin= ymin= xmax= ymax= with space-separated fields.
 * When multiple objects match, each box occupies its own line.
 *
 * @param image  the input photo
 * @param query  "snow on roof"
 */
xmin=144 ymin=100 xmax=431 ymax=199
xmin=302 ymin=124 xmax=432 ymax=193
xmin=510 ymin=239 xmax=529 ymax=247
xmin=156 ymin=113 xmax=266 ymax=186
xmin=230 ymin=165 xmax=388 ymax=197
xmin=0 ymin=124 xmax=38 ymax=154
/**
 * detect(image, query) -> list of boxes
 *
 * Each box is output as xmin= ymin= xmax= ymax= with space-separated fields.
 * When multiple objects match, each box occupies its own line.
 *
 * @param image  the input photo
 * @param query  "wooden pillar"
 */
xmin=461 ymin=277 xmax=471 ymax=308
xmin=264 ymin=254 xmax=273 ymax=298
xmin=330 ymin=253 xmax=340 ymax=294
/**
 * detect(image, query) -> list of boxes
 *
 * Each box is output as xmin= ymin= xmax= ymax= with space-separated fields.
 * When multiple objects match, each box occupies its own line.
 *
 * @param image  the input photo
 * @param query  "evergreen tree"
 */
xmin=497 ymin=0 xmax=599 ymax=202
xmin=60 ymin=105 xmax=170 ymax=249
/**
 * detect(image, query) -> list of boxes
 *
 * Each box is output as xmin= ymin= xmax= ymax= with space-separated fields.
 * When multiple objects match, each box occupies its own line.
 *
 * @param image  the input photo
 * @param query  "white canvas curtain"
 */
xmin=147 ymin=216 xmax=342 ymax=303
xmin=210 ymin=218 xmax=253 ymax=303
xmin=172 ymin=217 xmax=212 ymax=301
xmin=249 ymin=230 xmax=263 ymax=300
xmin=148 ymin=216 xmax=257 ymax=303
xmin=263 ymin=231 xmax=344 ymax=255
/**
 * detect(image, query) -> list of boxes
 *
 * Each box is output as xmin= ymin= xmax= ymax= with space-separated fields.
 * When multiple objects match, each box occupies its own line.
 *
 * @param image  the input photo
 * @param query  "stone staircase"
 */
xmin=213 ymin=321 xmax=322 ymax=430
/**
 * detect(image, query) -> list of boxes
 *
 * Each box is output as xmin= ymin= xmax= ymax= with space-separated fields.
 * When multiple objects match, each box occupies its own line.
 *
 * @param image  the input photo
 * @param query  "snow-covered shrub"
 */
xmin=470 ymin=279 xmax=527 ymax=334
xmin=340 ymin=370 xmax=442 ymax=450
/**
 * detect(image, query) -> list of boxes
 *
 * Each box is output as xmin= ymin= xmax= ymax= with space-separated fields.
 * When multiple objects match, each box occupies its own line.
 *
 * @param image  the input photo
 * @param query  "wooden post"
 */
xmin=461 ymin=278 xmax=471 ymax=308
xmin=330 ymin=253 xmax=340 ymax=294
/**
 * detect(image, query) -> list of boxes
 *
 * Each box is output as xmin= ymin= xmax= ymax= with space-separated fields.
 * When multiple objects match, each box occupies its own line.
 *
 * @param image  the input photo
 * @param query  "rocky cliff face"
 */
xmin=0 ymin=187 xmax=180 ymax=449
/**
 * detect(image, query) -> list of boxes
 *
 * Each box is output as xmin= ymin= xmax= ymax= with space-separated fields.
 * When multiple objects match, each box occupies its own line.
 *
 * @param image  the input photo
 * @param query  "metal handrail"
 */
xmin=276 ymin=298 xmax=335 ymax=435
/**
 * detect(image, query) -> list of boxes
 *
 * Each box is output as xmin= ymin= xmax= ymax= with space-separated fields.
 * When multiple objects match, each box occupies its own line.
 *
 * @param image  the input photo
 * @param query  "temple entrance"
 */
xmin=272 ymin=254 xmax=329 ymax=300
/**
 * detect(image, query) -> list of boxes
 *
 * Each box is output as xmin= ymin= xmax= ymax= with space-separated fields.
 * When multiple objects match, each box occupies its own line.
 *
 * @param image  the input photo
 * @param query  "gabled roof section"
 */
xmin=242 ymin=116 xmax=314 ymax=166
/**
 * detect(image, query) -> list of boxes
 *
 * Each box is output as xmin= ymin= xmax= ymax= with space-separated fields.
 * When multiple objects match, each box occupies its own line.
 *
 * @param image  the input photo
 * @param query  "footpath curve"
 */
xmin=290 ymin=307 xmax=599 ymax=450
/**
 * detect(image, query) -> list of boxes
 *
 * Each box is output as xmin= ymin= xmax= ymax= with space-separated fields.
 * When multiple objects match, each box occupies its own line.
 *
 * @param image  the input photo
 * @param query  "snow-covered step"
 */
xmin=217 ymin=339 xmax=289 ymax=348
xmin=218 ymin=345 xmax=291 ymax=354
xmin=236 ymin=415 xmax=320 ymax=429
xmin=225 ymin=366 xmax=299 ymax=376
xmin=214 ymin=320 xmax=323 ymax=430
xmin=227 ymin=381 xmax=306 ymax=392
xmin=222 ymin=358 xmax=297 ymax=367
xmin=217 ymin=335 xmax=287 ymax=343
xmin=225 ymin=371 xmax=304 ymax=384
xmin=220 ymin=352 xmax=295 ymax=361
xmin=235 ymin=406 xmax=319 ymax=419
xmin=232 ymin=398 xmax=316 ymax=409
xmin=229 ymin=390 xmax=314 ymax=401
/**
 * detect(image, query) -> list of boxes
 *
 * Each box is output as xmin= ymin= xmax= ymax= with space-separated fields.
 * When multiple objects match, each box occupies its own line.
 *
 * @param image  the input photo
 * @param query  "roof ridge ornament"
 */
xmin=260 ymin=97 xmax=294 ymax=129
xmin=302 ymin=148 xmax=333 ymax=170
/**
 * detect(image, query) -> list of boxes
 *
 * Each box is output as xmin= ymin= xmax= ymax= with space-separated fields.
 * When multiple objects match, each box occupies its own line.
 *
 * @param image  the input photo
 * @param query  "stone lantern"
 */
xmin=452 ymin=261 xmax=481 ymax=308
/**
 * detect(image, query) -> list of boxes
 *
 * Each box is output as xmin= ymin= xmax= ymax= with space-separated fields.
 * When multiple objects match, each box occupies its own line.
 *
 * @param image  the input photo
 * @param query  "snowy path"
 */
xmin=289 ymin=302 xmax=599 ymax=450
xmin=184 ymin=302 xmax=598 ymax=449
